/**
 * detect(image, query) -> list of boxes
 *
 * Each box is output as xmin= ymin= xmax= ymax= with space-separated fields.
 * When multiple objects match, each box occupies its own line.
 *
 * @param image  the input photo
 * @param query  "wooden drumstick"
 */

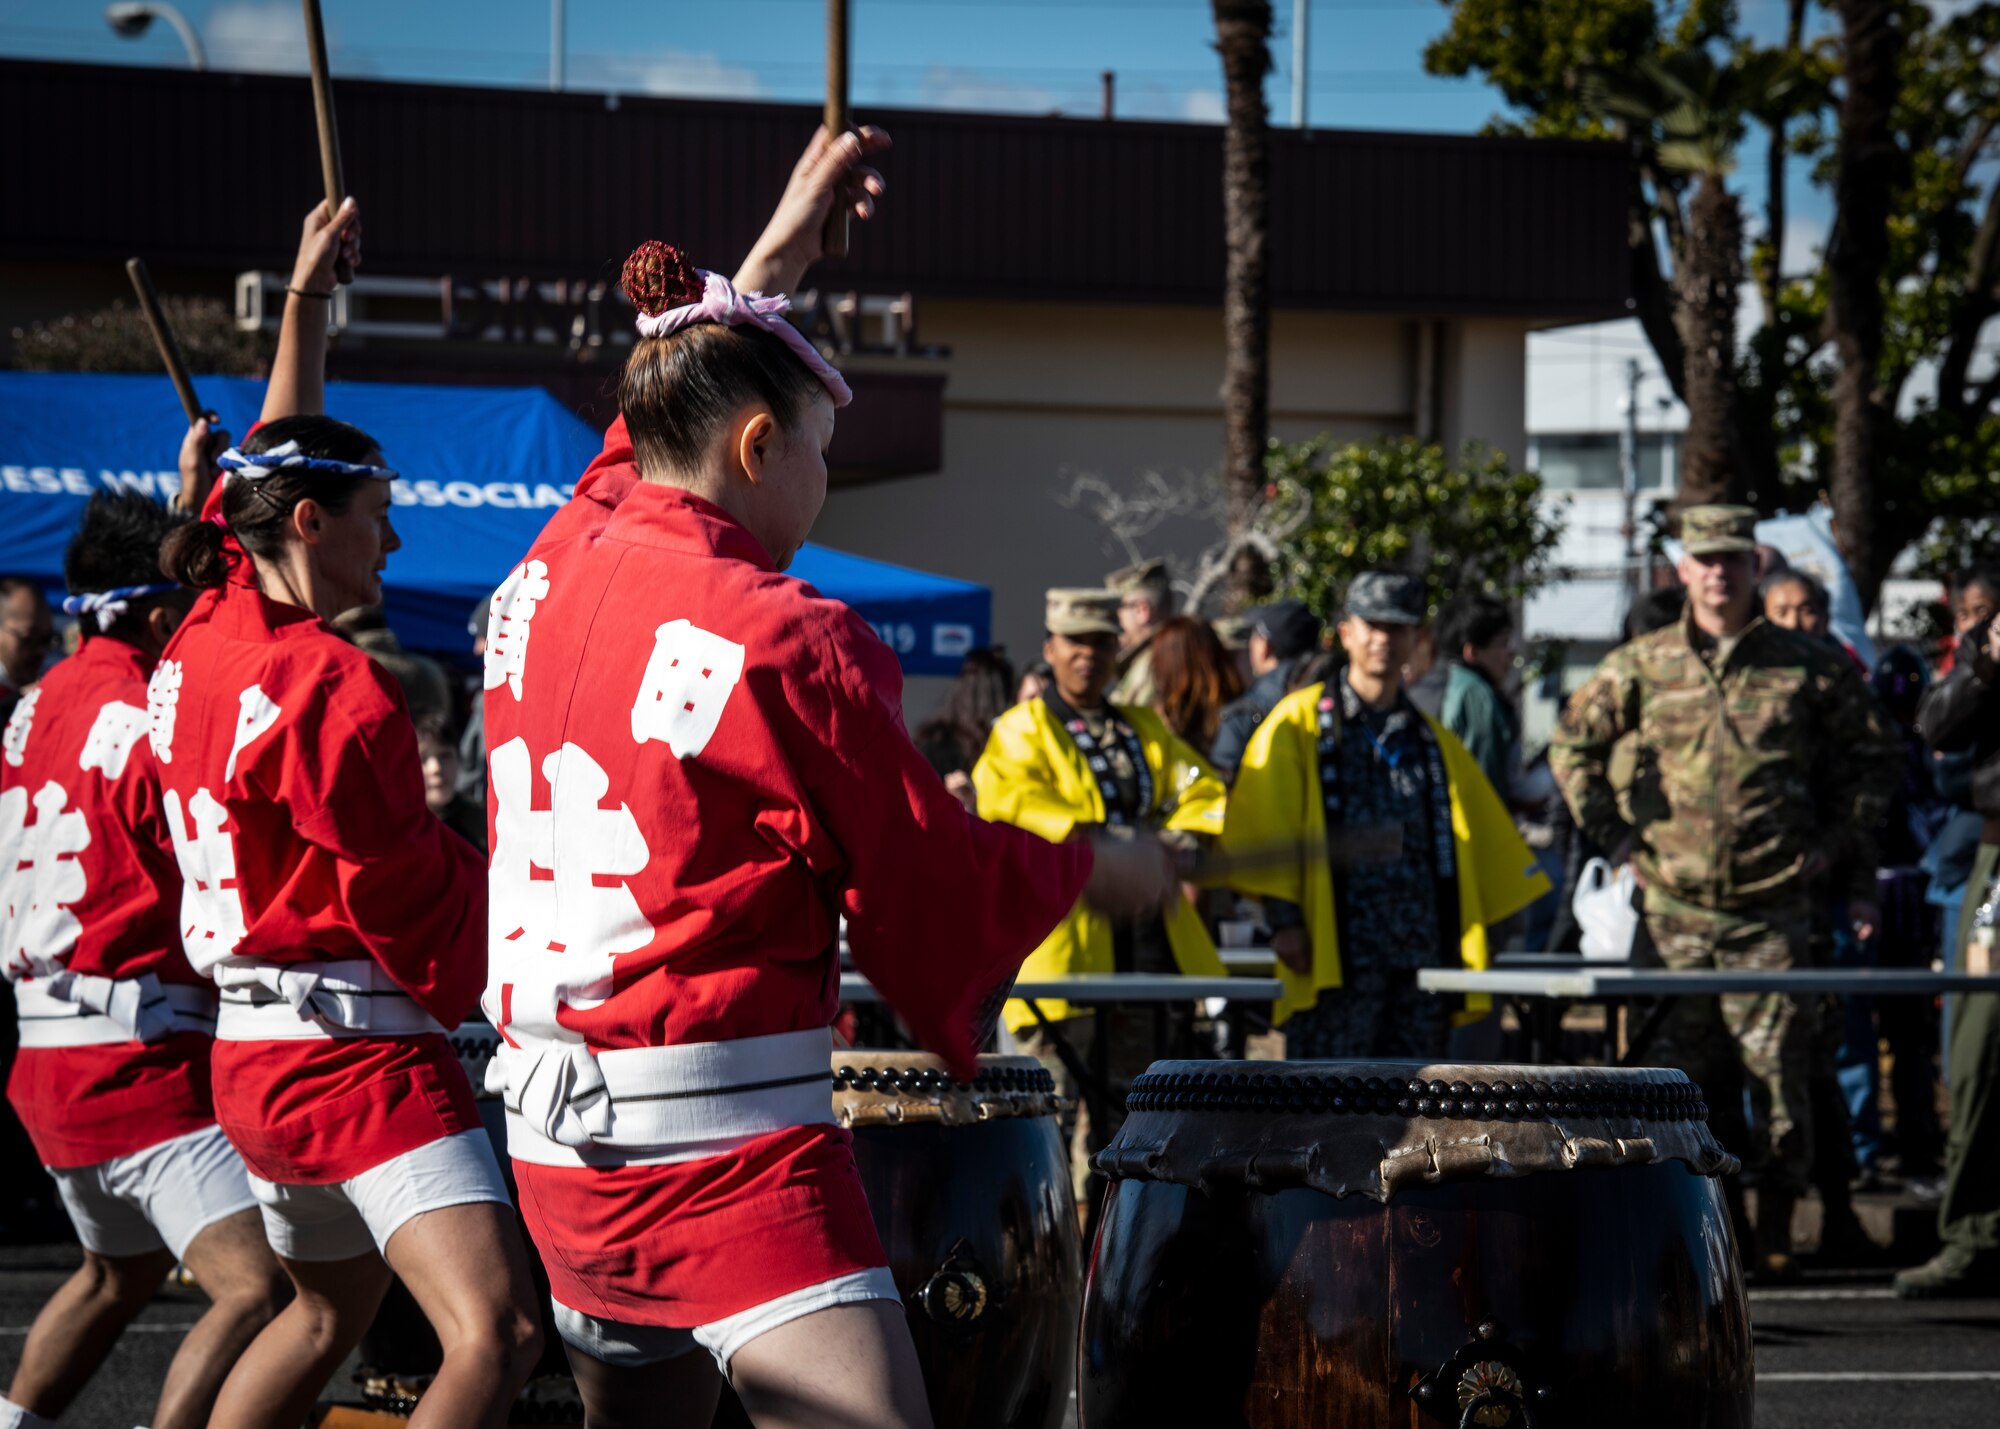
xmin=300 ymin=0 xmax=353 ymax=284
xmin=822 ymin=0 xmax=851 ymax=260
xmin=125 ymin=258 xmax=205 ymax=426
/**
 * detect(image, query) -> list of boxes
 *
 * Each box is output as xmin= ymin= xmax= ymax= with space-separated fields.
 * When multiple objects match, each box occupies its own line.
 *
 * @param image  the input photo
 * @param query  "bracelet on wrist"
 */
xmin=286 ymin=286 xmax=334 ymax=301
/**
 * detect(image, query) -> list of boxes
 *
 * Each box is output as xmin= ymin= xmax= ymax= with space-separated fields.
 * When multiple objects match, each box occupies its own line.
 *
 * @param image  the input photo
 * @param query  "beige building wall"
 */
xmin=812 ymin=299 xmax=1536 ymax=710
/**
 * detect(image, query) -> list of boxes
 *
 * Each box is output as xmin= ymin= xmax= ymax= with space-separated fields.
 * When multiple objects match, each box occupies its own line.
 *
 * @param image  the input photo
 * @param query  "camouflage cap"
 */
xmin=1344 ymin=571 xmax=1425 ymax=626
xmin=1680 ymin=504 xmax=1759 ymax=556
xmin=1105 ymin=558 xmax=1171 ymax=598
xmin=1046 ymin=588 xmax=1122 ymax=637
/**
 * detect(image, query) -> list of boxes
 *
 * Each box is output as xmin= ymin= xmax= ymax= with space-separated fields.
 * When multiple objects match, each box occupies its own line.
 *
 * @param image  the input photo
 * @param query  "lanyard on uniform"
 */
xmin=1044 ymin=691 xmax=1154 ymax=829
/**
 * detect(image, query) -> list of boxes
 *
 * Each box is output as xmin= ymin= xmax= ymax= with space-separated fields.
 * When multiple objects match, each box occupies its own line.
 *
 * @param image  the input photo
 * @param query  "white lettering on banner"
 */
xmin=484 ymin=560 xmax=551 ymax=701
xmin=224 ymin=686 xmax=282 ymax=782
xmin=0 ymin=780 xmax=90 ymax=978
xmin=78 ymin=700 xmax=149 ymax=779
xmin=163 ymin=788 xmax=247 ymax=969
xmin=3 ymin=686 xmax=41 ymax=768
xmin=145 ymin=660 xmax=182 ymax=764
xmin=630 ymin=620 xmax=746 ymax=760
xmin=389 ymin=480 xmax=575 ymax=510
xmin=485 ymin=737 xmax=652 ymax=1048
xmin=870 ymin=622 xmax=918 ymax=655
xmin=0 ymin=467 xmax=174 ymax=499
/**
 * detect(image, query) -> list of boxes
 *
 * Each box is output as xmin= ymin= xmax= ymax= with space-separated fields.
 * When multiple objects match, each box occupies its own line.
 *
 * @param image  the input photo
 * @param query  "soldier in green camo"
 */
xmin=1550 ymin=504 xmax=1902 ymax=1282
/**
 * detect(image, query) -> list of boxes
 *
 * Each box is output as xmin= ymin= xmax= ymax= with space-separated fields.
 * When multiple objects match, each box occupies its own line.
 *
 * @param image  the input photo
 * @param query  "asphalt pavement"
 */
xmin=3 ymin=1245 xmax=1995 ymax=1427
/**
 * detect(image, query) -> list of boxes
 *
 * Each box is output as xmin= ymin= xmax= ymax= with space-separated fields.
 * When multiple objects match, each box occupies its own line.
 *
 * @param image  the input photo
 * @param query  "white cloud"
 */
xmin=205 ymin=1 xmax=307 ymax=75
xmin=915 ymin=65 xmax=1057 ymax=115
xmin=572 ymin=50 xmax=763 ymax=100
xmin=1181 ymin=88 xmax=1226 ymax=123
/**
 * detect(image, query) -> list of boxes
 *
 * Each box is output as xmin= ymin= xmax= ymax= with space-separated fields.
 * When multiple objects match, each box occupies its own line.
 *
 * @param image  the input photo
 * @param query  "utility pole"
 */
xmin=549 ymin=0 xmax=565 ymax=91
xmin=1619 ymin=357 xmax=1642 ymax=604
xmin=1290 ymin=0 xmax=1308 ymax=128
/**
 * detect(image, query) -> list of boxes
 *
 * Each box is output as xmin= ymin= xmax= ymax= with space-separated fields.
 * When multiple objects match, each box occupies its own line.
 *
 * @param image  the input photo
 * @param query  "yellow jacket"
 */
xmin=1222 ymin=682 xmax=1550 ymax=1027
xmin=973 ymin=699 xmax=1228 ymax=1031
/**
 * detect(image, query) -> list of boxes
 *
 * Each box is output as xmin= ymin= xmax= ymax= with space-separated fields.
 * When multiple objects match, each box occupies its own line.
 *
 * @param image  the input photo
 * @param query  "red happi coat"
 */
xmin=483 ymin=461 xmax=1091 ymax=1327
xmin=146 ymin=577 xmax=486 ymax=1184
xmin=2 ymin=637 xmax=215 ymax=1168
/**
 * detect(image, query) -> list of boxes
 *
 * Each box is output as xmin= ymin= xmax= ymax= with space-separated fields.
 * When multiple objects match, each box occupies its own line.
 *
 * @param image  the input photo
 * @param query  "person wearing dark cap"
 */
xmin=1106 ymin=558 xmax=1172 ymax=707
xmin=1209 ymin=598 xmax=1323 ymax=781
xmin=1551 ymin=504 xmax=1902 ymax=1283
xmin=1221 ymin=571 xmax=1548 ymax=1064
xmin=974 ymin=588 xmax=1227 ymax=1204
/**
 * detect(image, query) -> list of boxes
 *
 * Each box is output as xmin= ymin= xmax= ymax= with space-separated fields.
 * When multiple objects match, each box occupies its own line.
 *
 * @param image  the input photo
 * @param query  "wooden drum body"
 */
xmin=1078 ymin=1061 xmax=1753 ymax=1429
xmin=836 ymin=1051 xmax=1083 ymax=1429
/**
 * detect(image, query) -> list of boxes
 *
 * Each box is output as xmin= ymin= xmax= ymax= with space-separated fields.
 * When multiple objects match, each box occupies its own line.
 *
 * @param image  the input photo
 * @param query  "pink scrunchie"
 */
xmin=634 ymin=270 xmax=853 ymax=408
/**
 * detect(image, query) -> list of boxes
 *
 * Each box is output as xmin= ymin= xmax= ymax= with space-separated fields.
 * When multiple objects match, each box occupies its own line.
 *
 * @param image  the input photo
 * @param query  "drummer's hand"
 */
xmin=943 ymin=769 xmax=976 ymax=812
xmin=1850 ymin=899 xmax=1880 ymax=943
xmin=1270 ymin=925 xmax=1311 ymax=974
xmin=176 ymin=415 xmax=229 ymax=513
xmin=735 ymin=124 xmax=892 ymax=293
xmin=1080 ymin=831 xmax=1178 ymax=921
xmin=292 ymin=196 xmax=361 ymax=294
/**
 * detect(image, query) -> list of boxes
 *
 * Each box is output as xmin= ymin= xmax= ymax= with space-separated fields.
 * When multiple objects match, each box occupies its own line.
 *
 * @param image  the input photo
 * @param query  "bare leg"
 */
xmin=150 ymin=1209 xmax=288 ymax=1429
xmin=565 ymin=1341 xmax=724 ymax=1429
xmin=4 ymin=1246 xmax=175 ymax=1417
xmin=207 ymin=1250 xmax=391 ymax=1429
xmin=383 ymin=1202 xmax=543 ymax=1429
xmin=730 ymin=1300 xmax=933 ymax=1429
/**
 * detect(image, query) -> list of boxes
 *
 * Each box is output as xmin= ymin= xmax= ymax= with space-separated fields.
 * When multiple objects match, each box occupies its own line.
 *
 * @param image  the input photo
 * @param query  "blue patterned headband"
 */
xmin=62 ymin=582 xmax=180 ymax=631
xmin=216 ymin=439 xmax=398 ymax=483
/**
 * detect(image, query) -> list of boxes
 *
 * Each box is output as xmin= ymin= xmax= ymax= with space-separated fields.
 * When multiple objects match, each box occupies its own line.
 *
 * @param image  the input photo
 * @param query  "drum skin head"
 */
xmin=832 ymin=1050 xmax=1067 ymax=1128
xmin=1097 ymin=1059 xmax=1737 ymax=1201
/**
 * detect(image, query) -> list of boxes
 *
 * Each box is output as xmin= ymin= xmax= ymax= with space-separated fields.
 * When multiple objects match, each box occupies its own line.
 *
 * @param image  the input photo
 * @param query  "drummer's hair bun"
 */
xmin=621 ymin=240 xmax=704 ymax=317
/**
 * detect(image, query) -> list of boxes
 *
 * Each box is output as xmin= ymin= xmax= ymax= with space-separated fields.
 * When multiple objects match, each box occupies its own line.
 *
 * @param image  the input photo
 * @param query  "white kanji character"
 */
xmin=3 ymin=686 xmax=40 ymax=768
xmin=629 ymin=619 xmax=745 ymax=760
xmin=484 ymin=737 xmax=652 ymax=1047
xmin=78 ymin=700 xmax=149 ymax=779
xmin=146 ymin=659 xmax=183 ymax=764
xmin=162 ymin=787 xmax=247 ymax=970
xmin=224 ymin=685 xmax=282 ymax=782
xmin=0 ymin=779 xmax=90 ymax=978
xmin=483 ymin=560 xmax=552 ymax=702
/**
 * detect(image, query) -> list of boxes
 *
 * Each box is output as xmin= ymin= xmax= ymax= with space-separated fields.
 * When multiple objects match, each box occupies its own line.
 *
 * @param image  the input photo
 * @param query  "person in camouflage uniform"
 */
xmin=1550 ymin=505 xmax=1902 ymax=1281
xmin=1107 ymin=558 xmax=1171 ymax=707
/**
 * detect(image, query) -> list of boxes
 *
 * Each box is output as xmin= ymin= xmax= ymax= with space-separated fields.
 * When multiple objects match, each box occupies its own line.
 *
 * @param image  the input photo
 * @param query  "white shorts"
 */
xmin=552 ymin=1267 xmax=901 ymax=1376
xmin=50 ymin=1124 xmax=257 ymax=1262
xmin=249 ymin=1129 xmax=512 ymax=1263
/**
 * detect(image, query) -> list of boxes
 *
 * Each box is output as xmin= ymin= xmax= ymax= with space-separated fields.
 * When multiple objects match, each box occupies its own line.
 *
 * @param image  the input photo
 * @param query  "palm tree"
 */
xmin=1587 ymin=49 xmax=1802 ymax=513
xmin=1212 ymin=0 xmax=1274 ymax=609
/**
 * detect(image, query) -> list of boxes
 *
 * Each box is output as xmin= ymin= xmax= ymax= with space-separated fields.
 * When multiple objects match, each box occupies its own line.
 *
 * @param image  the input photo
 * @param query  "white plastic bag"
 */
xmin=1572 ymin=857 xmax=1640 ymax=964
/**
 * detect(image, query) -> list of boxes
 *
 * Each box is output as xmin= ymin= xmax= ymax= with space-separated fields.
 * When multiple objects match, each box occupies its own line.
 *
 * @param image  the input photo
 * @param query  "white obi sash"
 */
xmin=13 ymin=971 xmax=217 ymax=1048
xmin=212 ymin=957 xmax=446 ymax=1041
xmin=489 ymin=1026 xmax=836 ymax=1168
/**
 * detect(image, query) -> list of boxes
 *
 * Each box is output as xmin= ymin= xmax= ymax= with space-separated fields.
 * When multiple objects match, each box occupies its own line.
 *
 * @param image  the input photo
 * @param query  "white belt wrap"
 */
xmin=213 ymin=957 xmax=446 ymax=1041
xmin=13 ymin=971 xmax=217 ymax=1048
xmin=491 ymin=1026 xmax=836 ymax=1168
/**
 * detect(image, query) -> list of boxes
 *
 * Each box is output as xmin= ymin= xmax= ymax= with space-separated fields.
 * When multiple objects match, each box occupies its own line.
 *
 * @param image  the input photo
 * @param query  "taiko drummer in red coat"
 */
xmin=480 ymin=130 xmax=1178 ymax=1427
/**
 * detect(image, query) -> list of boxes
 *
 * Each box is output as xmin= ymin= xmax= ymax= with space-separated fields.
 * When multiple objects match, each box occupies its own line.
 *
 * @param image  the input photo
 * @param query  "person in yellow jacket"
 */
xmin=973 ymin=587 xmax=1227 ymax=1198
xmin=1224 ymin=572 xmax=1549 ymax=1059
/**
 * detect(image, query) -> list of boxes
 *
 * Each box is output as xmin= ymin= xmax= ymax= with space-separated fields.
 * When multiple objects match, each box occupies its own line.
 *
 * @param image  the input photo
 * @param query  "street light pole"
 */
xmin=1290 ymin=0 xmax=1309 ymax=128
xmin=104 ymin=4 xmax=207 ymax=71
xmin=1620 ymin=357 xmax=1642 ymax=605
xmin=550 ymin=0 xmax=565 ymax=91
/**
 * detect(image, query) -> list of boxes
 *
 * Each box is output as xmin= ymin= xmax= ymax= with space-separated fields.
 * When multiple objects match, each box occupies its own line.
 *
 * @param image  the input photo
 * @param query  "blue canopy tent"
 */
xmin=0 ymin=373 xmax=985 ymax=674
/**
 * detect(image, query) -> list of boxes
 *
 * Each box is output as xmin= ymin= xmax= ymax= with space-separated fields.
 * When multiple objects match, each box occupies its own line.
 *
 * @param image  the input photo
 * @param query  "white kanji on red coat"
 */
xmin=484 ymin=560 xmax=552 ymax=702
xmin=485 ymin=736 xmax=652 ymax=1046
xmin=3 ymin=686 xmax=40 ymax=768
xmin=0 ymin=779 xmax=91 ymax=977
xmin=224 ymin=686 xmax=282 ymax=782
xmin=629 ymin=619 xmax=745 ymax=760
xmin=78 ymin=700 xmax=149 ymax=780
xmin=146 ymin=659 xmax=182 ymax=764
xmin=162 ymin=787 xmax=246 ymax=970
